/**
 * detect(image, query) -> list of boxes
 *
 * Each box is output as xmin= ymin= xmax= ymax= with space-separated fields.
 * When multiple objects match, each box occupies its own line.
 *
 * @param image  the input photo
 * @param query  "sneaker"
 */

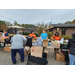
xmin=13 ymin=62 xmax=16 ymax=64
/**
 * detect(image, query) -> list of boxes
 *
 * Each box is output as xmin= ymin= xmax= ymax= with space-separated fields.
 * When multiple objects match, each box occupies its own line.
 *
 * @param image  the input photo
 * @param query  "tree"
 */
xmin=58 ymin=23 xmax=63 ymax=24
xmin=64 ymin=21 xmax=72 ymax=24
xmin=14 ymin=21 xmax=19 ymax=25
xmin=0 ymin=24 xmax=8 ymax=31
xmin=0 ymin=20 xmax=8 ymax=31
xmin=72 ymin=19 xmax=75 ymax=24
xmin=36 ymin=22 xmax=48 ymax=36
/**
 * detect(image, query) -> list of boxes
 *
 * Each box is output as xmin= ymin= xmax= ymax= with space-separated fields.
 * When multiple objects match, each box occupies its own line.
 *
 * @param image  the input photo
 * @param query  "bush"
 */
xmin=61 ymin=35 xmax=72 ymax=40
xmin=22 ymin=31 xmax=39 ymax=37
xmin=34 ymin=32 xmax=39 ymax=37
xmin=48 ymin=32 xmax=53 ymax=39
xmin=22 ymin=32 xmax=24 ymax=35
xmin=27 ymin=32 xmax=30 ymax=35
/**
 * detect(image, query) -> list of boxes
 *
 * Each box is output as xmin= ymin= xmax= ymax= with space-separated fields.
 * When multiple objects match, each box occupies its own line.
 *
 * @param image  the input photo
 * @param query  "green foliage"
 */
xmin=0 ymin=20 xmax=5 ymax=24
xmin=22 ymin=31 xmax=39 ymax=37
xmin=48 ymin=32 xmax=53 ymax=39
xmin=34 ymin=33 xmax=39 ymax=37
xmin=61 ymin=35 xmax=72 ymax=40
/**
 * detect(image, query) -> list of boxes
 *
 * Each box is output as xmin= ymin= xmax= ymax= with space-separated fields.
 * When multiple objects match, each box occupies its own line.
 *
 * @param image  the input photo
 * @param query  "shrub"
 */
xmin=61 ymin=35 xmax=72 ymax=40
xmin=27 ymin=32 xmax=30 ymax=35
xmin=22 ymin=31 xmax=39 ymax=37
xmin=48 ymin=32 xmax=53 ymax=39
xmin=34 ymin=32 xmax=39 ymax=37
xmin=22 ymin=32 xmax=24 ymax=35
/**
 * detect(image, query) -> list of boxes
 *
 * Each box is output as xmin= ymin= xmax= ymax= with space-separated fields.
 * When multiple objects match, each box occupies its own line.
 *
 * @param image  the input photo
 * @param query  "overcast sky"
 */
xmin=0 ymin=9 xmax=75 ymax=25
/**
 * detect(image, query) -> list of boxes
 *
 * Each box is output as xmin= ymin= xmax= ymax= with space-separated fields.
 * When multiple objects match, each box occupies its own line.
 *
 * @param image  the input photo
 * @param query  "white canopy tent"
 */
xmin=7 ymin=25 xmax=24 ymax=34
xmin=7 ymin=25 xmax=24 ymax=29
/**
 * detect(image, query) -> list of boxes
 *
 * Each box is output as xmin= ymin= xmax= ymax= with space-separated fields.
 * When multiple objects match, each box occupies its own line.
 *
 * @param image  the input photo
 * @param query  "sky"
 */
xmin=0 ymin=9 xmax=75 ymax=25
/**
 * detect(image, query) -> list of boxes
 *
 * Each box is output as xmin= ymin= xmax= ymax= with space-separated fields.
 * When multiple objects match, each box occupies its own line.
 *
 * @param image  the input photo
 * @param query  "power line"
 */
xmin=0 ymin=14 xmax=23 ymax=24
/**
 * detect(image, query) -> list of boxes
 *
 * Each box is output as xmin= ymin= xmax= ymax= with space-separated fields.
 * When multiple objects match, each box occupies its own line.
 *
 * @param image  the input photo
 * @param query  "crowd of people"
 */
xmin=1 ymin=29 xmax=75 ymax=65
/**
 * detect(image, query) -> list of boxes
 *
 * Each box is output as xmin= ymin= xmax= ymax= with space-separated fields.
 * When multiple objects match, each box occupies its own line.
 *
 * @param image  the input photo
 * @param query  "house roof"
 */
xmin=51 ymin=24 xmax=75 ymax=27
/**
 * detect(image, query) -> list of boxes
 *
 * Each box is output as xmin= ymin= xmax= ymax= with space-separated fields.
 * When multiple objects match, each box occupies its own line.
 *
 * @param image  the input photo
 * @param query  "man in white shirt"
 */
xmin=10 ymin=31 xmax=27 ymax=64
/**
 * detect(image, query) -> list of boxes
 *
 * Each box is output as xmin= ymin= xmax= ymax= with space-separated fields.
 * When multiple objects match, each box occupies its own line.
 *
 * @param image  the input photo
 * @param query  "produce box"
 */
xmin=24 ymin=46 xmax=30 ymax=55
xmin=31 ymin=46 xmax=43 ymax=58
xmin=51 ymin=41 xmax=60 ymax=47
xmin=56 ymin=51 xmax=65 ymax=62
xmin=6 ymin=44 xmax=11 ymax=47
xmin=4 ymin=47 xmax=11 ymax=52
xmin=42 ymin=40 xmax=48 ymax=47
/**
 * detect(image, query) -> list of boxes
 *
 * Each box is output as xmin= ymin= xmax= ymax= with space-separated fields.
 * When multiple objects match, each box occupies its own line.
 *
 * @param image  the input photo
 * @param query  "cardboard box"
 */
xmin=42 ymin=40 xmax=48 ymax=47
xmin=32 ymin=40 xmax=37 ymax=42
xmin=44 ymin=50 xmax=48 ymax=58
xmin=56 ymin=52 xmax=65 ymax=62
xmin=4 ymin=47 xmax=11 ymax=52
xmin=31 ymin=46 xmax=43 ymax=58
xmin=24 ymin=50 xmax=30 ymax=55
xmin=6 ymin=44 xmax=11 ymax=47
xmin=51 ymin=41 xmax=60 ymax=47
xmin=24 ymin=46 xmax=30 ymax=55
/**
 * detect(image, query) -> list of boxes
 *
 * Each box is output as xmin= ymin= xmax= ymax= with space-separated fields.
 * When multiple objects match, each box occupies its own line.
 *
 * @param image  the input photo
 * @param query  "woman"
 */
xmin=68 ymin=33 xmax=75 ymax=65
xmin=29 ymin=30 xmax=36 ymax=39
xmin=40 ymin=30 xmax=48 ymax=51
xmin=51 ymin=32 xmax=61 ymax=60
xmin=51 ymin=32 xmax=61 ymax=41
xmin=40 ymin=30 xmax=48 ymax=39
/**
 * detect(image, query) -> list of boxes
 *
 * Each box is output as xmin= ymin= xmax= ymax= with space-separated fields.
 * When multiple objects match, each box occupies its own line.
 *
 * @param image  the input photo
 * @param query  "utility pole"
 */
xmin=51 ymin=18 xmax=52 ymax=24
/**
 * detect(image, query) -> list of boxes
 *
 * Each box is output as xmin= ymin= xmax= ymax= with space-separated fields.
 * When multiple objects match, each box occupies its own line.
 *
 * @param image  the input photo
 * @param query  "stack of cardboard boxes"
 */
xmin=51 ymin=41 xmax=65 ymax=62
xmin=56 ymin=50 xmax=65 ymax=62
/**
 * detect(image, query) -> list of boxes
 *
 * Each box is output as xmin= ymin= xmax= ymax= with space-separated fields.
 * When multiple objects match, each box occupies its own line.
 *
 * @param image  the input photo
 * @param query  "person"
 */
xmin=51 ymin=32 xmax=61 ymax=41
xmin=40 ymin=30 xmax=48 ymax=39
xmin=29 ymin=30 xmax=36 ymax=39
xmin=51 ymin=32 xmax=61 ymax=60
xmin=10 ymin=31 xmax=27 ymax=64
xmin=2 ymin=30 xmax=9 ymax=47
xmin=40 ymin=30 xmax=48 ymax=51
xmin=67 ymin=33 xmax=75 ymax=65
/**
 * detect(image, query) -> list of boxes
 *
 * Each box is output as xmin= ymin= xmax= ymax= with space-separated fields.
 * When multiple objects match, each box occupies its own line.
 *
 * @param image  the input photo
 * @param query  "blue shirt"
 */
xmin=5 ymin=33 xmax=9 ymax=36
xmin=40 ymin=33 xmax=48 ymax=39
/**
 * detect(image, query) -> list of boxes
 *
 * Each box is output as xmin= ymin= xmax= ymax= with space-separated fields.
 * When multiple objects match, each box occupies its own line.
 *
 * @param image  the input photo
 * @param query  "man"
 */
xmin=29 ymin=30 xmax=36 ymax=39
xmin=2 ymin=30 xmax=9 ymax=47
xmin=68 ymin=33 xmax=75 ymax=65
xmin=10 ymin=31 xmax=27 ymax=64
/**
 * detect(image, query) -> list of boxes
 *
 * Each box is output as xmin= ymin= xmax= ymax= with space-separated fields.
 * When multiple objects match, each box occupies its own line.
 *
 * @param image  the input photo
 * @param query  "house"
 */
xmin=45 ymin=24 xmax=75 ymax=36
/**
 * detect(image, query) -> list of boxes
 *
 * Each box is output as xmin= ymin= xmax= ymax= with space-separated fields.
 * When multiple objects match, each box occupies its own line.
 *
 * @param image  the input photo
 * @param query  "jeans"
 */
xmin=69 ymin=54 xmax=75 ymax=65
xmin=11 ymin=48 xmax=24 ymax=63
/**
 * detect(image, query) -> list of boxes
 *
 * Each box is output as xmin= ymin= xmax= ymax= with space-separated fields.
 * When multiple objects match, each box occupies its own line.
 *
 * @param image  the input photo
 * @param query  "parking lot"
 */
xmin=0 ymin=47 xmax=66 ymax=65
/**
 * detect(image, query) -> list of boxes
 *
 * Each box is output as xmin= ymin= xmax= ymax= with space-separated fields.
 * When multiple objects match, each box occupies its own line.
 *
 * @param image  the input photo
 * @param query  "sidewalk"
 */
xmin=0 ymin=48 xmax=66 ymax=65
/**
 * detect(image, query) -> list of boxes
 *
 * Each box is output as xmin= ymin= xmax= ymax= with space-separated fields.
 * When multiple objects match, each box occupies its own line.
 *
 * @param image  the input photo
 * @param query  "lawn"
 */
xmin=9 ymin=33 xmax=28 ymax=37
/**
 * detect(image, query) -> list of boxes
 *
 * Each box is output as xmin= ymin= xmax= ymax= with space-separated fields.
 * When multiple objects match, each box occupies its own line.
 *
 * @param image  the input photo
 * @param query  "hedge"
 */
xmin=22 ymin=32 xmax=39 ymax=37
